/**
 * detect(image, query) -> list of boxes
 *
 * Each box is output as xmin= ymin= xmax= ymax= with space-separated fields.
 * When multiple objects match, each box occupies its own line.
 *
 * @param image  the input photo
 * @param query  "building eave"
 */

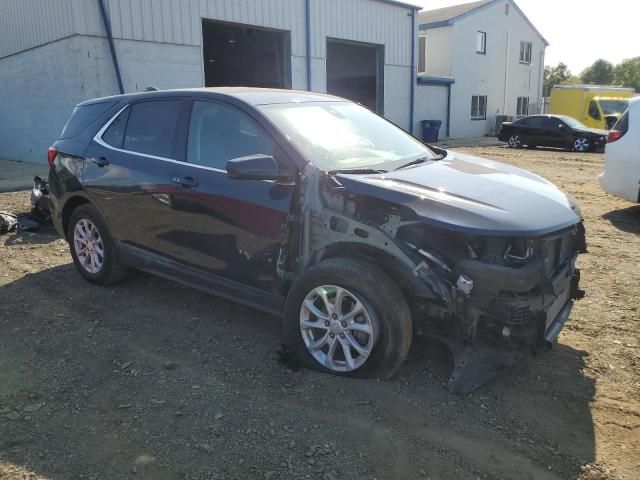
xmin=417 ymin=75 xmax=455 ymax=85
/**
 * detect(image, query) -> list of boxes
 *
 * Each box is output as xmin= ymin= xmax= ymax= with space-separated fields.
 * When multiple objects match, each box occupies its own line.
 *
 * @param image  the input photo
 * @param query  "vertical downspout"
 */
xmin=502 ymin=29 xmax=510 ymax=114
xmin=409 ymin=10 xmax=416 ymax=134
xmin=98 ymin=0 xmax=124 ymax=94
xmin=305 ymin=0 xmax=312 ymax=91
xmin=446 ymin=84 xmax=451 ymax=138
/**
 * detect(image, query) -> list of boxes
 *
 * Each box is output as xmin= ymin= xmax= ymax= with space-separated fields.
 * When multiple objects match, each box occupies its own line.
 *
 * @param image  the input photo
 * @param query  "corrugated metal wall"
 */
xmin=0 ymin=0 xmax=75 ymax=58
xmin=1 ymin=0 xmax=412 ymax=67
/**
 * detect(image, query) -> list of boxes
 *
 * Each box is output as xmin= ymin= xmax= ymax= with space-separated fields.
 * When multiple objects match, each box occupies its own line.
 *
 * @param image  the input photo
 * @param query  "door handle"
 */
xmin=89 ymin=156 xmax=109 ymax=167
xmin=172 ymin=176 xmax=198 ymax=188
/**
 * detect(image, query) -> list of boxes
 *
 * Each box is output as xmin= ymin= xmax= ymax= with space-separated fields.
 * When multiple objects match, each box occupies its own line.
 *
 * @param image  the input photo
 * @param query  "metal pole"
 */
xmin=97 ymin=0 xmax=124 ymax=94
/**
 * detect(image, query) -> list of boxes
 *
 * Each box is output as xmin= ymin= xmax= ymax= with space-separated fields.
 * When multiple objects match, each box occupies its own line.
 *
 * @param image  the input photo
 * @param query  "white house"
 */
xmin=0 ymin=0 xmax=418 ymax=164
xmin=414 ymin=0 xmax=548 ymax=139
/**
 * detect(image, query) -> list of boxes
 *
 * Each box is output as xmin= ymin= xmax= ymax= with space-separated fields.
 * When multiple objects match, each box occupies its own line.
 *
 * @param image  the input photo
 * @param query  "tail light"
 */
xmin=607 ymin=130 xmax=625 ymax=143
xmin=47 ymin=147 xmax=58 ymax=166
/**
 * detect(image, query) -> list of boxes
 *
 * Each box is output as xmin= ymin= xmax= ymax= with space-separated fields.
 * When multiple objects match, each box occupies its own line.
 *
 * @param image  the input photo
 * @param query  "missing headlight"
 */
xmin=504 ymin=239 xmax=534 ymax=265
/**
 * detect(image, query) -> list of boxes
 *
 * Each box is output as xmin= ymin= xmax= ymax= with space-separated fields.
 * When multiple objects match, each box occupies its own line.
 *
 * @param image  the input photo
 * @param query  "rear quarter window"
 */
xmin=60 ymin=101 xmax=116 ymax=139
xmin=614 ymin=110 xmax=629 ymax=133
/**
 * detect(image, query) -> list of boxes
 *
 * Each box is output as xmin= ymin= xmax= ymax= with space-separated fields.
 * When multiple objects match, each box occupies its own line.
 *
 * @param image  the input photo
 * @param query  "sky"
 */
xmin=409 ymin=0 xmax=639 ymax=74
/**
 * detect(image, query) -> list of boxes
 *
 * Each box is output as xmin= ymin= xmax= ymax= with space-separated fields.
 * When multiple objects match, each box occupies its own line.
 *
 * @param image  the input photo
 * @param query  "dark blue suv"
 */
xmin=49 ymin=88 xmax=586 ymax=392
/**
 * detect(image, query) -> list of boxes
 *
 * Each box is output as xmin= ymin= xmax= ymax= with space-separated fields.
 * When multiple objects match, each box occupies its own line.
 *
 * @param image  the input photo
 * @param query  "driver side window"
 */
xmin=187 ymin=101 xmax=275 ymax=170
xmin=588 ymin=101 xmax=601 ymax=120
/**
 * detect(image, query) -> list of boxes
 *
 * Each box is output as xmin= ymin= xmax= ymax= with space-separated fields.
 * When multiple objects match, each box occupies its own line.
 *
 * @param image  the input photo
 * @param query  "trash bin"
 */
xmin=421 ymin=120 xmax=442 ymax=143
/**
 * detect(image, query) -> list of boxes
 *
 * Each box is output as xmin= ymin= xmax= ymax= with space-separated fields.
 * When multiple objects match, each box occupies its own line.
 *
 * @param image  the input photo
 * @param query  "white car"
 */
xmin=599 ymin=96 xmax=640 ymax=202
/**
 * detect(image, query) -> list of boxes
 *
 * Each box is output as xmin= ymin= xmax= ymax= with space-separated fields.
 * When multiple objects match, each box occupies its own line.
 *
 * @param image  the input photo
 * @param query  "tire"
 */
xmin=508 ymin=134 xmax=522 ymax=148
xmin=572 ymin=137 xmax=591 ymax=152
xmin=283 ymin=257 xmax=412 ymax=380
xmin=67 ymin=204 xmax=128 ymax=285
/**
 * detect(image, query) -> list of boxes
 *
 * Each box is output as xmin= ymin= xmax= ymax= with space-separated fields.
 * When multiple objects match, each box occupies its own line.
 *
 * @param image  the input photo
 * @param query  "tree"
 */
xmin=561 ymin=74 xmax=582 ymax=85
xmin=613 ymin=57 xmax=640 ymax=92
xmin=543 ymin=62 xmax=572 ymax=96
xmin=581 ymin=59 xmax=614 ymax=85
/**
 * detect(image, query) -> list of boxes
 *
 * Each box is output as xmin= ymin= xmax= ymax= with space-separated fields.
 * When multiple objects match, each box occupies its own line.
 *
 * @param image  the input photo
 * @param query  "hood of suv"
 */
xmin=336 ymin=151 xmax=581 ymax=237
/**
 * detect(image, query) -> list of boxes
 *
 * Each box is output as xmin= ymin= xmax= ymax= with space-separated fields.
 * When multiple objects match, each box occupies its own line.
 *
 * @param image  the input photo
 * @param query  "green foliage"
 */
xmin=613 ymin=57 xmax=640 ymax=92
xmin=543 ymin=63 xmax=572 ymax=96
xmin=580 ymin=59 xmax=614 ymax=85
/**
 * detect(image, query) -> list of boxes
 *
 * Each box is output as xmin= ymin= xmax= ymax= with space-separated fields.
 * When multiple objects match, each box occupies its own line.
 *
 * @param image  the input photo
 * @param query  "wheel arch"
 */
xmin=313 ymin=242 xmax=418 ymax=300
xmin=61 ymin=195 xmax=92 ymax=240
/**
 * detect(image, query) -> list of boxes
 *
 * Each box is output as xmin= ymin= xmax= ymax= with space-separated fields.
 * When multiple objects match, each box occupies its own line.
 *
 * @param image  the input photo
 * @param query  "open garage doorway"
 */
xmin=326 ymin=39 xmax=384 ymax=113
xmin=202 ymin=20 xmax=291 ymax=89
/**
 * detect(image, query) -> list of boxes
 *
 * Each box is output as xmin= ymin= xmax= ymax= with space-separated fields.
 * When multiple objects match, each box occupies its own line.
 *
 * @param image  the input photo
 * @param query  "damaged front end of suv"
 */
xmin=259 ymin=99 xmax=586 ymax=393
xmin=281 ymin=151 xmax=586 ymax=393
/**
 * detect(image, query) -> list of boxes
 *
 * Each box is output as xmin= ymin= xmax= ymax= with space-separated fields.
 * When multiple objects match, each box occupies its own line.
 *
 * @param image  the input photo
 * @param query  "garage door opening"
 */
xmin=326 ymin=39 xmax=383 ymax=113
xmin=202 ymin=20 xmax=291 ymax=89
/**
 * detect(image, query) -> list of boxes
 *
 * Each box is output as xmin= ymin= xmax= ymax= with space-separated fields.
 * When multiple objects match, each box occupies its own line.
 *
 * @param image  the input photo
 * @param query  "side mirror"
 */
xmin=226 ymin=154 xmax=292 ymax=181
xmin=558 ymin=124 xmax=564 ymax=128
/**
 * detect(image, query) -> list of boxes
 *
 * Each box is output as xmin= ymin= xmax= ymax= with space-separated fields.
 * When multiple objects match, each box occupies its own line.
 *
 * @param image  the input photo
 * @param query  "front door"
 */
xmin=167 ymin=100 xmax=296 ymax=292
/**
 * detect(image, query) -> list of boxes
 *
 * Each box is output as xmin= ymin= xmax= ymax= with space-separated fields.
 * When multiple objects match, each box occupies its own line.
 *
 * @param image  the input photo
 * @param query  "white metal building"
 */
xmin=0 ymin=0 xmax=419 ymax=164
xmin=414 ymin=0 xmax=548 ymax=139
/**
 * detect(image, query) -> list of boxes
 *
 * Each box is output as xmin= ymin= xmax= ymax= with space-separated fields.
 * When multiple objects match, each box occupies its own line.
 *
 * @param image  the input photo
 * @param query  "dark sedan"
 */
xmin=498 ymin=114 xmax=607 ymax=152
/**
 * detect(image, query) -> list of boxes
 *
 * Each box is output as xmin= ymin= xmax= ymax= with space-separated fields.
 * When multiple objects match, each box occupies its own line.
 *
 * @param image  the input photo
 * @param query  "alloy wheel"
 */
xmin=508 ymin=135 xmax=521 ymax=148
xmin=299 ymin=285 xmax=377 ymax=373
xmin=73 ymin=219 xmax=104 ymax=274
xmin=573 ymin=137 xmax=590 ymax=152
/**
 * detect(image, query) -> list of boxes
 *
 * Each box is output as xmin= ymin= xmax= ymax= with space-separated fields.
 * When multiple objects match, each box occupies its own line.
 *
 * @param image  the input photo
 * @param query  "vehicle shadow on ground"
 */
xmin=2 ymin=226 xmax=58 ymax=246
xmin=603 ymin=205 xmax=640 ymax=235
xmin=0 ymin=264 xmax=596 ymax=480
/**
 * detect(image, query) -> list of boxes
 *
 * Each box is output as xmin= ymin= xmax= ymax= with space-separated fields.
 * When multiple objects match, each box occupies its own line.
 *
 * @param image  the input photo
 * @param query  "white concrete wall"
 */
xmin=425 ymin=0 xmax=546 ymax=138
xmin=413 ymin=83 xmax=449 ymax=138
xmin=0 ymin=35 xmax=204 ymax=163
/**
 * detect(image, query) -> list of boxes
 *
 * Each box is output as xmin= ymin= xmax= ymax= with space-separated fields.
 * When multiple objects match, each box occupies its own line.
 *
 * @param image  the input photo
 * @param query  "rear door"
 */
xmin=167 ymin=99 xmax=296 ymax=292
xmin=83 ymin=98 xmax=189 ymax=253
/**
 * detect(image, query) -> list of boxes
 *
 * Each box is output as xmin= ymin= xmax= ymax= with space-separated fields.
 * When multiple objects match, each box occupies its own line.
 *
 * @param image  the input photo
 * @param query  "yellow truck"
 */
xmin=549 ymin=85 xmax=635 ymax=130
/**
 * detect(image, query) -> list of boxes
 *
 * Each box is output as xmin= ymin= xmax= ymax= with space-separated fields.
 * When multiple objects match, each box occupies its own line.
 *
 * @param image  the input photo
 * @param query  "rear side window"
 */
xmin=123 ymin=101 xmax=181 ymax=158
xmin=61 ymin=101 xmax=116 ymax=139
xmin=186 ymin=101 xmax=274 ymax=170
xmin=614 ymin=110 xmax=629 ymax=133
xmin=102 ymin=107 xmax=130 ymax=148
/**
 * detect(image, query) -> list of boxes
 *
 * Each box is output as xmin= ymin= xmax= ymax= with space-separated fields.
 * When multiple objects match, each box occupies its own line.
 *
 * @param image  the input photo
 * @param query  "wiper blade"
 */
xmin=328 ymin=168 xmax=387 ymax=175
xmin=395 ymin=155 xmax=443 ymax=171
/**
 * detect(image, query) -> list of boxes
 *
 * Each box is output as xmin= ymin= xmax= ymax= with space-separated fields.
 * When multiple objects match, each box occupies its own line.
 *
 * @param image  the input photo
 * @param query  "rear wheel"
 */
xmin=572 ymin=137 xmax=591 ymax=152
xmin=283 ymin=258 xmax=412 ymax=379
xmin=508 ymin=134 xmax=522 ymax=148
xmin=68 ymin=204 xmax=128 ymax=285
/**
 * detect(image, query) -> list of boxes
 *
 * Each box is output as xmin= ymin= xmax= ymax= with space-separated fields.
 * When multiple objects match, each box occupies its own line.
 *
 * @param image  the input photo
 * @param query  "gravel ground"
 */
xmin=0 ymin=146 xmax=638 ymax=480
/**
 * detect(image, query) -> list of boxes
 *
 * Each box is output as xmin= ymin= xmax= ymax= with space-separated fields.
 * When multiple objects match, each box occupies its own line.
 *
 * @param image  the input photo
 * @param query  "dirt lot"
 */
xmin=1 ymin=146 xmax=639 ymax=480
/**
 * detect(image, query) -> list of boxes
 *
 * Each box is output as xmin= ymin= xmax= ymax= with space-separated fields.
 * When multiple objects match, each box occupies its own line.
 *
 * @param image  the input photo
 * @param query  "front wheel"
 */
xmin=508 ymin=134 xmax=522 ymax=148
xmin=572 ymin=137 xmax=591 ymax=152
xmin=283 ymin=258 xmax=412 ymax=379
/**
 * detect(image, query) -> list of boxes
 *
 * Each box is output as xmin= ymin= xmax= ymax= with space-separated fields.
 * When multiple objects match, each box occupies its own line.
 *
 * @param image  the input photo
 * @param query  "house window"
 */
xmin=418 ymin=36 xmax=426 ymax=74
xmin=476 ymin=31 xmax=486 ymax=54
xmin=520 ymin=41 xmax=532 ymax=64
xmin=471 ymin=95 xmax=487 ymax=119
xmin=516 ymin=96 xmax=529 ymax=116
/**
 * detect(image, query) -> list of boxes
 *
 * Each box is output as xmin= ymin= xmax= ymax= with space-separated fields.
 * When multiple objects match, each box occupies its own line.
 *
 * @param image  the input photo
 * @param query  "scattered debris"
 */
xmin=0 ymin=212 xmax=17 ymax=234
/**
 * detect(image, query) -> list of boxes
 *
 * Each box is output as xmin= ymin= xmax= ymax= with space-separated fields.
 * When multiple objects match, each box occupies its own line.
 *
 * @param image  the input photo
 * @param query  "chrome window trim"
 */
xmin=93 ymin=103 xmax=227 ymax=174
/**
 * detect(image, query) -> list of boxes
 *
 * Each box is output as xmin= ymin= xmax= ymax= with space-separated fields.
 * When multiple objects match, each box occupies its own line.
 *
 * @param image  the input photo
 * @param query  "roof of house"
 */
xmin=418 ymin=0 xmax=549 ymax=46
xmin=418 ymin=0 xmax=491 ymax=24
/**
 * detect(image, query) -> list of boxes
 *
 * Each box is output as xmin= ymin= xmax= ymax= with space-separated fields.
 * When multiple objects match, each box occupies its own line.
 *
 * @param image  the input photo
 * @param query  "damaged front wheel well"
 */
xmin=318 ymin=243 xmax=417 ymax=299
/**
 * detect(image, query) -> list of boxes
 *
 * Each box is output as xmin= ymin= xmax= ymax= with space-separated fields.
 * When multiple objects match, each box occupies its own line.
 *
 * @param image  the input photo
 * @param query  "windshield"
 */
xmin=599 ymin=99 xmax=629 ymax=115
xmin=259 ymin=101 xmax=436 ymax=171
xmin=558 ymin=115 xmax=587 ymax=129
